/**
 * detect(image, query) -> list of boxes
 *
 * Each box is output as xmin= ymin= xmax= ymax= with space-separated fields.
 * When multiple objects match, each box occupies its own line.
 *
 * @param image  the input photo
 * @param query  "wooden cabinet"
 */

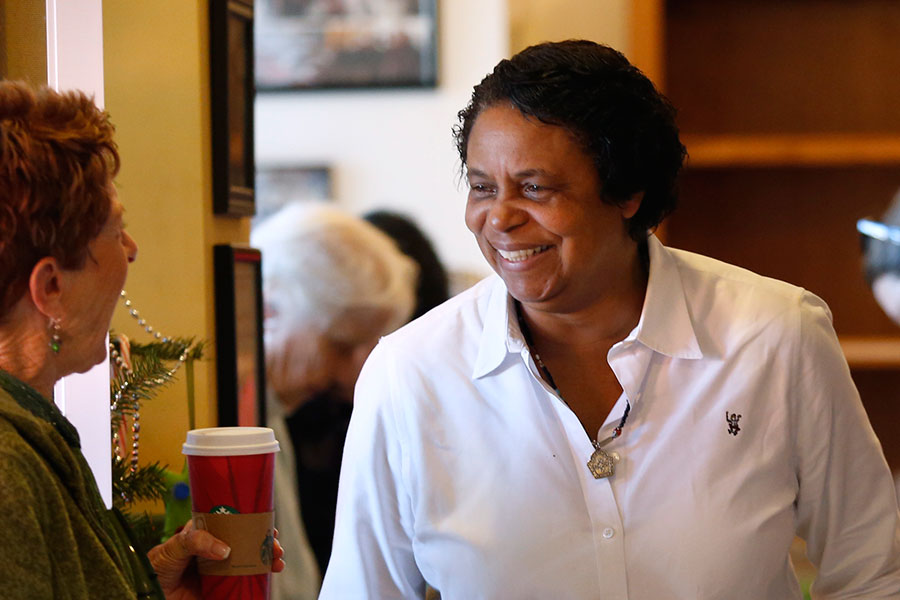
xmin=631 ymin=0 xmax=900 ymax=469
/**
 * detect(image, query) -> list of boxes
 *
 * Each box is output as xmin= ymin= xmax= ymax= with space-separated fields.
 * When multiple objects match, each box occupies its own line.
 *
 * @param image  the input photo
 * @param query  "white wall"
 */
xmin=46 ymin=0 xmax=113 ymax=508
xmin=255 ymin=0 xmax=509 ymax=279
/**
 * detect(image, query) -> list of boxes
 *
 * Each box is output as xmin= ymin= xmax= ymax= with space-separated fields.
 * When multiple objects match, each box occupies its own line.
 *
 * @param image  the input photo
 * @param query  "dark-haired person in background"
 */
xmin=0 ymin=81 xmax=283 ymax=599
xmin=320 ymin=41 xmax=900 ymax=598
xmin=363 ymin=210 xmax=450 ymax=320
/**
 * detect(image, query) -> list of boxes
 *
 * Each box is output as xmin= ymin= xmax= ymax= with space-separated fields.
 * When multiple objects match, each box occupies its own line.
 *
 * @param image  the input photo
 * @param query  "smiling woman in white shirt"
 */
xmin=319 ymin=40 xmax=900 ymax=599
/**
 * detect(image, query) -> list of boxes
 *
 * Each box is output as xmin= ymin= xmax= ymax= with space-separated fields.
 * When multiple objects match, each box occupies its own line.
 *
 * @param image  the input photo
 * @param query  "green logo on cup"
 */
xmin=210 ymin=505 xmax=240 ymax=515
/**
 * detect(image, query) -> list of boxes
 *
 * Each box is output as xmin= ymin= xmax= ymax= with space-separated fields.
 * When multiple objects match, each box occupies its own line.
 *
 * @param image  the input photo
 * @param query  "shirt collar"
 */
xmin=473 ymin=276 xmax=523 ymax=379
xmin=634 ymin=235 xmax=703 ymax=359
xmin=471 ymin=235 xmax=704 ymax=379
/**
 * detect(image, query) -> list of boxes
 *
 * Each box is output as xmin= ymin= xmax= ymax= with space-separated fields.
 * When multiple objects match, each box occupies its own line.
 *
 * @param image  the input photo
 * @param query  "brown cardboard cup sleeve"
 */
xmin=193 ymin=511 xmax=275 ymax=576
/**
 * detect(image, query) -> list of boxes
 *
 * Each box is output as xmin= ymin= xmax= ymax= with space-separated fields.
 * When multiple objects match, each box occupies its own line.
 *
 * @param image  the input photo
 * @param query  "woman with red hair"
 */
xmin=0 ymin=81 xmax=282 ymax=599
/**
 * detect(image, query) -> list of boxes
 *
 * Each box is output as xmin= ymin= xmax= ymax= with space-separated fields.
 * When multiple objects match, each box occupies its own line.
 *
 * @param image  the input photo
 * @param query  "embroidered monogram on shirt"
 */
xmin=726 ymin=411 xmax=741 ymax=436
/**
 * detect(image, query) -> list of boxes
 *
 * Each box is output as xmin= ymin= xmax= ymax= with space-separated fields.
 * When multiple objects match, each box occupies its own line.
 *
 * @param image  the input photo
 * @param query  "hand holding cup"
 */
xmin=182 ymin=427 xmax=281 ymax=599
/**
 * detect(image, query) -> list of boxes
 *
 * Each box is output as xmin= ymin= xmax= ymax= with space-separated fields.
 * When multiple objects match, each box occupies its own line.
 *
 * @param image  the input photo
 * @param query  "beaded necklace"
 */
xmin=515 ymin=301 xmax=630 ymax=479
xmin=110 ymin=290 xmax=191 ymax=489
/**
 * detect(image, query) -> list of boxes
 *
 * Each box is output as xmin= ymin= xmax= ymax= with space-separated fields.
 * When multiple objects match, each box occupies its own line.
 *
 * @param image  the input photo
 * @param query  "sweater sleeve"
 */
xmin=0 ymin=425 xmax=58 ymax=599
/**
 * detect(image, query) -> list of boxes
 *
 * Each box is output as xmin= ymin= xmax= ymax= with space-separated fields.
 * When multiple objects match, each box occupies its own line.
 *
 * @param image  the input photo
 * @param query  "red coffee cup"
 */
xmin=183 ymin=427 xmax=280 ymax=599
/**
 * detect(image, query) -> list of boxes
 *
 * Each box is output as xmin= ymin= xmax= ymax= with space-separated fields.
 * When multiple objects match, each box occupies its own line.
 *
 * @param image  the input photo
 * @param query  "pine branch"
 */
xmin=110 ymin=353 xmax=172 ymax=430
xmin=129 ymin=337 xmax=205 ymax=362
xmin=108 ymin=331 xmax=208 ymax=548
xmin=112 ymin=457 xmax=168 ymax=507
xmin=108 ymin=336 xmax=206 ymax=430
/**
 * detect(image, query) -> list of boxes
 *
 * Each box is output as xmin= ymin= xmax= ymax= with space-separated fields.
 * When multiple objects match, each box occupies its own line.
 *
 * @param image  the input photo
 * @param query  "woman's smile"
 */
xmin=496 ymin=244 xmax=552 ymax=263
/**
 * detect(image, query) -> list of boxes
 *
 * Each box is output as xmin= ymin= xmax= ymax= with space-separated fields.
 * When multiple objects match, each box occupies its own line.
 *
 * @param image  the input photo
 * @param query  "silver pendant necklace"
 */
xmin=515 ymin=301 xmax=631 ymax=479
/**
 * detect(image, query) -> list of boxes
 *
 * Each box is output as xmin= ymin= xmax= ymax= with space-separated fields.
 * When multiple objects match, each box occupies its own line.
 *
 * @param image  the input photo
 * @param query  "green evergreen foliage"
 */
xmin=110 ymin=337 xmax=204 ymax=430
xmin=109 ymin=334 xmax=204 ymax=548
xmin=112 ymin=457 xmax=169 ymax=505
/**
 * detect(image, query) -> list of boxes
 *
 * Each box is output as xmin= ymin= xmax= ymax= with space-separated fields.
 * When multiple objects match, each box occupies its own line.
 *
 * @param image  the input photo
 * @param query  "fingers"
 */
xmin=148 ymin=520 xmax=233 ymax=595
xmin=150 ymin=520 xmax=283 ymax=580
xmin=273 ymin=538 xmax=283 ymax=560
xmin=179 ymin=521 xmax=231 ymax=561
xmin=271 ymin=534 xmax=285 ymax=573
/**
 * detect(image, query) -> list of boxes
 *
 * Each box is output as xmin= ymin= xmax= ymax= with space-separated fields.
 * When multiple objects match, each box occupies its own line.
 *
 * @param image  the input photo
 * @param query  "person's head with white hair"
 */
xmin=251 ymin=202 xmax=418 ymax=413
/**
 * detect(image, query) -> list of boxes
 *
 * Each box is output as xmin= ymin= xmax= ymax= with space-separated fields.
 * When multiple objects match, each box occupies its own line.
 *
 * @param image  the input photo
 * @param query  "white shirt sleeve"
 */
xmin=792 ymin=292 xmax=900 ymax=597
xmin=319 ymin=342 xmax=425 ymax=599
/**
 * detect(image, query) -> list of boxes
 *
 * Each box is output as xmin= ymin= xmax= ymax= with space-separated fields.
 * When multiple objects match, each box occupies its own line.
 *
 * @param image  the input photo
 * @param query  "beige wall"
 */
xmin=104 ymin=0 xmax=249 ymax=492
xmin=1 ymin=0 xmax=47 ymax=84
xmin=509 ymin=0 xmax=632 ymax=57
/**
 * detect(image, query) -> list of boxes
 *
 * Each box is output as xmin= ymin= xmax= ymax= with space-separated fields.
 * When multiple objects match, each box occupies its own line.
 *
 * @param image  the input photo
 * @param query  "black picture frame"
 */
xmin=213 ymin=244 xmax=266 ymax=427
xmin=210 ymin=0 xmax=256 ymax=216
xmin=255 ymin=0 xmax=438 ymax=91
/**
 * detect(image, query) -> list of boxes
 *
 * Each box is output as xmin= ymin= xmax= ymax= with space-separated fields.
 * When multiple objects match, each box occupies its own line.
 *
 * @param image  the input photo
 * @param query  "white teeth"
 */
xmin=497 ymin=246 xmax=549 ymax=262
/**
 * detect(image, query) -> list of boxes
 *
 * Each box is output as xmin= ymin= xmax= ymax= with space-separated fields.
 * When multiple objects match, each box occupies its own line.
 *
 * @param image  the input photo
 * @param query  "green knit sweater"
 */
xmin=0 ymin=370 xmax=163 ymax=599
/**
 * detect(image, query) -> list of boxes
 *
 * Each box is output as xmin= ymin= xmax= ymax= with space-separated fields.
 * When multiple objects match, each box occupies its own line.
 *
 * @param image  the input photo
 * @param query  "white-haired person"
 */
xmin=250 ymin=202 xmax=417 ymax=599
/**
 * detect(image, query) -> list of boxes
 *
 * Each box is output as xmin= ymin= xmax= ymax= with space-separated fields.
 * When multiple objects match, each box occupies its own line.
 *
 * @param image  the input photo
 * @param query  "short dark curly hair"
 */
xmin=453 ymin=40 xmax=686 ymax=240
xmin=0 ymin=81 xmax=119 ymax=321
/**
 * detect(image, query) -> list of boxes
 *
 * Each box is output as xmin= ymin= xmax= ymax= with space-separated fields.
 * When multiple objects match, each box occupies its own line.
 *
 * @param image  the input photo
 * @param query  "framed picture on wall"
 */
xmin=213 ymin=245 xmax=266 ymax=427
xmin=255 ymin=0 xmax=438 ymax=90
xmin=254 ymin=164 xmax=333 ymax=222
xmin=210 ymin=0 xmax=256 ymax=216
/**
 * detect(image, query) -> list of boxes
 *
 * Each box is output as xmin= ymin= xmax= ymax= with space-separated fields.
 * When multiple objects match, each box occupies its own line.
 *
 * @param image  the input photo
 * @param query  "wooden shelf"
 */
xmin=683 ymin=134 xmax=900 ymax=169
xmin=840 ymin=336 xmax=900 ymax=369
xmin=644 ymin=0 xmax=900 ymax=469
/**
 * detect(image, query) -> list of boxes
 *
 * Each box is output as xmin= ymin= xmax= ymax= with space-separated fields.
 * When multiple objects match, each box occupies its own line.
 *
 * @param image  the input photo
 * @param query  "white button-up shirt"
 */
xmin=320 ymin=236 xmax=900 ymax=599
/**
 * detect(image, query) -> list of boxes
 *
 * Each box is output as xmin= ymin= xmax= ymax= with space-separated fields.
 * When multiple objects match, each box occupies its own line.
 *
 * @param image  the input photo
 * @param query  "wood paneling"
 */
xmin=665 ymin=0 xmax=900 ymax=135
xmin=667 ymin=166 xmax=900 ymax=338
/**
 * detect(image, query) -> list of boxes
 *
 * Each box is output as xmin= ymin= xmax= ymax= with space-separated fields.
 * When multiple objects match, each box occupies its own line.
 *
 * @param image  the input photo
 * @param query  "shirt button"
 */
xmin=602 ymin=527 xmax=615 ymax=539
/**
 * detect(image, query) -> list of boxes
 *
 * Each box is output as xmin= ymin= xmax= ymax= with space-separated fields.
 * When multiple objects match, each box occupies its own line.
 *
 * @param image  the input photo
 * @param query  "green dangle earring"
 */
xmin=49 ymin=318 xmax=62 ymax=353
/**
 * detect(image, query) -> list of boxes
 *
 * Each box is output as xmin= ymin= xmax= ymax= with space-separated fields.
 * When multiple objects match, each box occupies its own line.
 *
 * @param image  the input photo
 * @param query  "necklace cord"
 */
xmin=514 ymin=300 xmax=631 ymax=443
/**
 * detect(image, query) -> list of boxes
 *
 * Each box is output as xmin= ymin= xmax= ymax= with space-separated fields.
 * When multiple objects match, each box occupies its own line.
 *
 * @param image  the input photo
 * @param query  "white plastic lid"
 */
xmin=182 ymin=427 xmax=280 ymax=456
